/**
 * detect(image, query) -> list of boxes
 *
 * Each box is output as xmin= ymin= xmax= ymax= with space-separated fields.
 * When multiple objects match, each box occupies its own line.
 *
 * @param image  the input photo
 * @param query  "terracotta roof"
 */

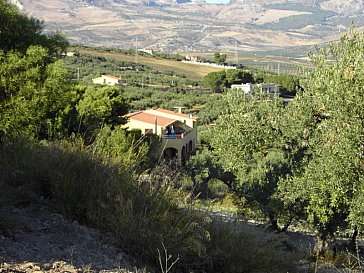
xmin=124 ymin=111 xmax=176 ymax=127
xmin=153 ymin=108 xmax=198 ymax=120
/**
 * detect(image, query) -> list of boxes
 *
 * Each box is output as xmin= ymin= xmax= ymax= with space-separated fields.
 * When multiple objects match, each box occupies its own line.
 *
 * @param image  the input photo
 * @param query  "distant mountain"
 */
xmin=321 ymin=0 xmax=364 ymax=15
xmin=17 ymin=0 xmax=364 ymax=57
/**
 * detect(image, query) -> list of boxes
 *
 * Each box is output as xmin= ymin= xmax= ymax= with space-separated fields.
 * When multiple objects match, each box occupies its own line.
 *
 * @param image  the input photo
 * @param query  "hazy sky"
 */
xmin=205 ymin=0 xmax=230 ymax=3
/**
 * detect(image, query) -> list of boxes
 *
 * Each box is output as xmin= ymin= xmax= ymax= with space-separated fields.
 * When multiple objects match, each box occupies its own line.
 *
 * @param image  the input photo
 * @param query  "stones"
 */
xmin=0 ymin=205 xmax=141 ymax=273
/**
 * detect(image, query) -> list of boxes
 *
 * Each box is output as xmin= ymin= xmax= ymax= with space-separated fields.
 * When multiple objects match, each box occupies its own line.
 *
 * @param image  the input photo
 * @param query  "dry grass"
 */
xmin=76 ymin=48 xmax=224 ymax=80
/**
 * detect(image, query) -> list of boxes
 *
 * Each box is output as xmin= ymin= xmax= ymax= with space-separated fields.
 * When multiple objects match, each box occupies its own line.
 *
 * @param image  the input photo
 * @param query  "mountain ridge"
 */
xmin=17 ymin=0 xmax=364 ymax=57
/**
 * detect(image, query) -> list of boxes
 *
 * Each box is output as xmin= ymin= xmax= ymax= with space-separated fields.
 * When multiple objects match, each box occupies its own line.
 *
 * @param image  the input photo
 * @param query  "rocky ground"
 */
xmin=0 ymin=204 xmax=361 ymax=273
xmin=0 ymin=205 xmax=145 ymax=273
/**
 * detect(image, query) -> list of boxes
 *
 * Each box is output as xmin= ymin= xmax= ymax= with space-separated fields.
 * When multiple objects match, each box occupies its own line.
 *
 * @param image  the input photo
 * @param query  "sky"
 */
xmin=205 ymin=0 xmax=230 ymax=3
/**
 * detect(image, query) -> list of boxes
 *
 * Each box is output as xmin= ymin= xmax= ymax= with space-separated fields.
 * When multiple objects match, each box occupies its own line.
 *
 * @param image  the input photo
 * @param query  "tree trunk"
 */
xmin=267 ymin=211 xmax=280 ymax=232
xmin=280 ymin=216 xmax=294 ymax=233
xmin=315 ymin=228 xmax=336 ymax=257
xmin=348 ymin=226 xmax=358 ymax=252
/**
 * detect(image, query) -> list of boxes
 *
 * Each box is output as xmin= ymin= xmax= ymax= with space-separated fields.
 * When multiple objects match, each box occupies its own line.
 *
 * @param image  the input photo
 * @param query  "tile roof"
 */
xmin=153 ymin=108 xmax=198 ymax=120
xmin=124 ymin=111 xmax=177 ymax=127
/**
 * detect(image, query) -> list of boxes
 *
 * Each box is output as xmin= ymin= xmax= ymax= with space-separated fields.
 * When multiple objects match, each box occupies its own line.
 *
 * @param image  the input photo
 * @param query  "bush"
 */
xmin=208 ymin=179 xmax=229 ymax=199
xmin=0 ymin=141 xmax=299 ymax=272
xmin=205 ymin=220 xmax=298 ymax=273
xmin=0 ymin=140 xmax=209 ymax=271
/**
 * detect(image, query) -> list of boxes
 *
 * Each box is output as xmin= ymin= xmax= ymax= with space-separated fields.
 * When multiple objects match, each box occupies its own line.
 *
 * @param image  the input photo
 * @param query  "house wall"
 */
xmin=231 ymin=83 xmax=254 ymax=93
xmin=92 ymin=76 xmax=121 ymax=86
xmin=231 ymin=83 xmax=280 ymax=97
xmin=124 ymin=110 xmax=198 ymax=165
xmin=160 ymin=126 xmax=197 ymax=164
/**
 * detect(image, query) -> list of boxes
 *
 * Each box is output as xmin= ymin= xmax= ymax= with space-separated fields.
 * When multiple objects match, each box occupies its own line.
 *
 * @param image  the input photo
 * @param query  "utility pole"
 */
xmin=77 ymin=67 xmax=80 ymax=81
xmin=234 ymin=41 xmax=239 ymax=65
xmin=135 ymin=37 xmax=138 ymax=64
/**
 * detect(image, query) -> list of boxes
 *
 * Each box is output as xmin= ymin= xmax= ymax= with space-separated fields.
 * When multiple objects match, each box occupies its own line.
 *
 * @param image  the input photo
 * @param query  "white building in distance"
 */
xmin=92 ymin=75 xmax=123 ymax=86
xmin=231 ymin=83 xmax=280 ymax=97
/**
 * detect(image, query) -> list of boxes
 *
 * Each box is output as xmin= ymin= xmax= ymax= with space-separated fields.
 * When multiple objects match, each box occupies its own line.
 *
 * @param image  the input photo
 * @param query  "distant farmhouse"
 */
xmin=139 ymin=49 xmax=154 ymax=55
xmin=123 ymin=108 xmax=198 ymax=164
xmin=231 ymin=83 xmax=280 ymax=98
xmin=92 ymin=75 xmax=123 ymax=86
xmin=185 ymin=55 xmax=201 ymax=62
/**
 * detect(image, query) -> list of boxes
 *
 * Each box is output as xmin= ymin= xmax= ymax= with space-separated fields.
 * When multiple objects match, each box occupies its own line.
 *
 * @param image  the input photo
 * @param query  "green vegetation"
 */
xmin=0 ymin=45 xmax=71 ymax=140
xmin=210 ymin=29 xmax=364 ymax=256
xmin=202 ymin=69 xmax=299 ymax=95
xmin=0 ymin=0 xmax=68 ymax=54
xmin=2 ymin=0 xmax=364 ymax=270
xmin=0 ymin=1 xmax=299 ymax=272
xmin=213 ymin=52 xmax=227 ymax=64
xmin=76 ymin=47 xmax=224 ymax=81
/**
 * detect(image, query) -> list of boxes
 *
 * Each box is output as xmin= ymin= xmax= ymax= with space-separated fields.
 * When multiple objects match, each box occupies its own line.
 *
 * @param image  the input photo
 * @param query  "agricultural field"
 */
xmin=75 ymin=47 xmax=225 ymax=80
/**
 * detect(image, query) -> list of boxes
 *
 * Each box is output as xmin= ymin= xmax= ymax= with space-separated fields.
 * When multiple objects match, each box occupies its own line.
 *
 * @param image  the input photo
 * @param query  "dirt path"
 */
xmin=0 ymin=205 xmax=145 ymax=273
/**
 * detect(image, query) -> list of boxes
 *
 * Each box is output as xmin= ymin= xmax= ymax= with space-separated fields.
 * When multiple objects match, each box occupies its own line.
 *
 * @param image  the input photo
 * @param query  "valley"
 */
xmin=17 ymin=0 xmax=364 ymax=58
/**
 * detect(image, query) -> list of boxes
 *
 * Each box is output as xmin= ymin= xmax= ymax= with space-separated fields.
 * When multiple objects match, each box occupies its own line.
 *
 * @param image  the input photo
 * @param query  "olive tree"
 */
xmin=279 ymin=29 xmax=364 ymax=254
xmin=210 ymin=93 xmax=293 ymax=231
xmin=211 ymin=29 xmax=364 ymax=254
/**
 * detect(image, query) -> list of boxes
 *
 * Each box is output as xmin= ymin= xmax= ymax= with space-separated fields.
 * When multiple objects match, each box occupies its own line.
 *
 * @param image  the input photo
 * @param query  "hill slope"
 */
xmin=15 ymin=0 xmax=364 ymax=57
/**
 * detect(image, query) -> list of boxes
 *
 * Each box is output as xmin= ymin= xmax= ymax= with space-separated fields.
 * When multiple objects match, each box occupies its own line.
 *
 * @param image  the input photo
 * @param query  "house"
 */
xmin=185 ymin=55 xmax=201 ymax=62
xmin=92 ymin=75 xmax=123 ymax=86
xmin=231 ymin=83 xmax=280 ymax=97
xmin=123 ymin=108 xmax=198 ymax=164
xmin=139 ymin=49 xmax=154 ymax=55
xmin=231 ymin=83 xmax=255 ymax=94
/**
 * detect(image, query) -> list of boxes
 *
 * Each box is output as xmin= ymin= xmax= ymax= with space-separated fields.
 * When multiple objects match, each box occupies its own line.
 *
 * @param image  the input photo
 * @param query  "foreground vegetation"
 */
xmin=0 ymin=1 xmax=297 ymax=272
xmin=1 ymin=0 xmax=364 ymax=271
xmin=210 ymin=28 xmax=364 ymax=256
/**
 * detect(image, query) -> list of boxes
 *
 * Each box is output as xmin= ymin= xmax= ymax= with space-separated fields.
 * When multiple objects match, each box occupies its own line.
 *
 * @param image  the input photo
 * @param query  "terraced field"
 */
xmin=77 ymin=48 xmax=225 ymax=80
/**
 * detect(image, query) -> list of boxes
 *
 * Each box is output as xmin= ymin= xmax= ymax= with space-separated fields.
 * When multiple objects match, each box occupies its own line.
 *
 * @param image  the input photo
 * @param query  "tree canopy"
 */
xmin=0 ymin=0 xmax=68 ymax=54
xmin=0 ymin=46 xmax=71 ymax=140
xmin=203 ymin=69 xmax=254 ymax=92
xmin=214 ymin=52 xmax=227 ymax=64
xmin=210 ymin=29 xmax=364 ymax=253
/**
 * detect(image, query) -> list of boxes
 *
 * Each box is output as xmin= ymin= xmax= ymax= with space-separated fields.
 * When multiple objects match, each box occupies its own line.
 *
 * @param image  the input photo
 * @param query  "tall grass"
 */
xmin=0 ymin=140 xmax=208 ymax=268
xmin=0 ymin=140 xmax=298 ymax=272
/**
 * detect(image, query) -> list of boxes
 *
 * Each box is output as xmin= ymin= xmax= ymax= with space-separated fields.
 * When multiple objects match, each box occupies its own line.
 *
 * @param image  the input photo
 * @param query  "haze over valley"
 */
xmin=15 ymin=0 xmax=364 ymax=58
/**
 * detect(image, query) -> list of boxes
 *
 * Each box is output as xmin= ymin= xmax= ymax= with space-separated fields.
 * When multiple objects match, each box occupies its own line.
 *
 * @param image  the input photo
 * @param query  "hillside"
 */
xmin=76 ymin=48 xmax=225 ymax=80
xmin=17 ymin=0 xmax=364 ymax=58
xmin=0 ymin=205 xmax=142 ymax=273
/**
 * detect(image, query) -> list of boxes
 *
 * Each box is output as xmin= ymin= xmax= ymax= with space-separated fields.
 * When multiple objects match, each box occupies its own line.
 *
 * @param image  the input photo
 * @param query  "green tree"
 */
xmin=94 ymin=125 xmax=148 ymax=172
xmin=183 ymin=149 xmax=235 ymax=199
xmin=0 ymin=0 xmax=68 ymax=54
xmin=76 ymin=85 xmax=128 ymax=140
xmin=214 ymin=52 xmax=227 ymax=64
xmin=203 ymin=71 xmax=226 ymax=92
xmin=278 ymin=29 xmax=364 ymax=254
xmin=225 ymin=69 xmax=254 ymax=85
xmin=210 ymin=93 xmax=293 ymax=230
xmin=0 ymin=46 xmax=71 ymax=140
xmin=211 ymin=29 xmax=364 ymax=254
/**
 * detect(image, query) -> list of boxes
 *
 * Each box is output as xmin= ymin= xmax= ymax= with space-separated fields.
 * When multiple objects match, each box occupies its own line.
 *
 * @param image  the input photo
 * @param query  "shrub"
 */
xmin=0 ymin=140 xmax=209 ymax=271
xmin=207 ymin=179 xmax=229 ymax=199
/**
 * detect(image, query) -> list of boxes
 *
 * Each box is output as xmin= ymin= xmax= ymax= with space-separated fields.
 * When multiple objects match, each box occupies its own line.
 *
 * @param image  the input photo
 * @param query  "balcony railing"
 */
xmin=162 ymin=130 xmax=190 ymax=139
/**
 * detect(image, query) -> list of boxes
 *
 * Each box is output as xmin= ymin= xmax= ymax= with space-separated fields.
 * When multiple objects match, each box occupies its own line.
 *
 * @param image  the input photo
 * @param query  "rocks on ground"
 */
xmin=0 ymin=205 xmax=145 ymax=273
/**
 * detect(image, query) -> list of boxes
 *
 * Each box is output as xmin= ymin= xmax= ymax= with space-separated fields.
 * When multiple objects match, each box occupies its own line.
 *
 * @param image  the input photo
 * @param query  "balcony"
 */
xmin=162 ymin=129 xmax=190 ymax=139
